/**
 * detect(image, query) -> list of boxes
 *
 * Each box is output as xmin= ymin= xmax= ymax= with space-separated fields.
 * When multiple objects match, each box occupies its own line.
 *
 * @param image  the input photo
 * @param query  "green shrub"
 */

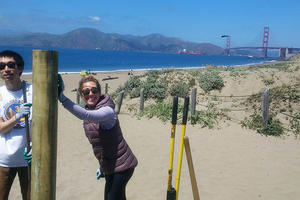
xmin=169 ymin=81 xmax=190 ymax=98
xmin=139 ymin=73 xmax=166 ymax=100
xmin=188 ymin=69 xmax=202 ymax=77
xmin=143 ymin=81 xmax=166 ymax=100
xmin=188 ymin=77 xmax=196 ymax=88
xmin=129 ymin=87 xmax=141 ymax=98
xmin=124 ymin=77 xmax=142 ymax=92
xmin=198 ymin=71 xmax=224 ymax=92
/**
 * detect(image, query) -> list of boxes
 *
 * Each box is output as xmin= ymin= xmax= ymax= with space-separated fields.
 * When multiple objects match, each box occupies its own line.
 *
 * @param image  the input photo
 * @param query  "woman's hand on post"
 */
xmin=58 ymin=74 xmax=67 ymax=103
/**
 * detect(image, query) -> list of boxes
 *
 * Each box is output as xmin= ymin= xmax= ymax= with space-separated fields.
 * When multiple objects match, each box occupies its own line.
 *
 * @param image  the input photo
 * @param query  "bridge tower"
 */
xmin=221 ymin=35 xmax=231 ymax=56
xmin=262 ymin=26 xmax=269 ymax=58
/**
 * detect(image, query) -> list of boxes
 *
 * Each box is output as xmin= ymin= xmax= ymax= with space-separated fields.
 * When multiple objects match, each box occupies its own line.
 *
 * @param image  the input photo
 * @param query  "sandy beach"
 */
xmin=7 ymin=59 xmax=300 ymax=200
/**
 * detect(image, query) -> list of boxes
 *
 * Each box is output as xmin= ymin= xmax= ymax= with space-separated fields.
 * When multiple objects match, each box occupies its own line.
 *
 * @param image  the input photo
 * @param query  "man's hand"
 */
xmin=15 ymin=103 xmax=32 ymax=120
xmin=96 ymin=168 xmax=105 ymax=180
xmin=24 ymin=142 xmax=32 ymax=165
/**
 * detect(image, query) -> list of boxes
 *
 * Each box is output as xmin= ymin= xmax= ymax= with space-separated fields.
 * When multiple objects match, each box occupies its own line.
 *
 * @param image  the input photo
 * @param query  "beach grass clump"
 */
xmin=140 ymin=100 xmax=183 ymax=122
xmin=270 ymin=84 xmax=300 ymax=102
xmin=198 ymin=71 xmax=224 ymax=92
xmin=270 ymin=62 xmax=294 ymax=72
xmin=241 ymin=111 xmax=284 ymax=136
xmin=228 ymin=67 xmax=248 ymax=78
xmin=240 ymin=83 xmax=300 ymax=137
xmin=189 ymin=103 xmax=228 ymax=129
xmin=140 ymin=99 xmax=228 ymax=129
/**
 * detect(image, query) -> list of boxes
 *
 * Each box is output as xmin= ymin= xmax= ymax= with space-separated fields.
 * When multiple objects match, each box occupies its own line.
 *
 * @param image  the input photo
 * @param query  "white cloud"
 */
xmin=89 ymin=16 xmax=101 ymax=22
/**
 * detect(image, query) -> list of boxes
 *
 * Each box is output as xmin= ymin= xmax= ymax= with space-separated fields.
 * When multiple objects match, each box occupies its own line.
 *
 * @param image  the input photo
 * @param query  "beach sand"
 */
xmin=7 ymin=64 xmax=300 ymax=200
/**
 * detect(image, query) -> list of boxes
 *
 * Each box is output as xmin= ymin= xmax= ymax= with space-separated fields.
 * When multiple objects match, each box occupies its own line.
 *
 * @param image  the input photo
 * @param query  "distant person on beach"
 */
xmin=80 ymin=70 xmax=87 ymax=77
xmin=58 ymin=74 xmax=138 ymax=200
xmin=128 ymin=69 xmax=133 ymax=77
xmin=0 ymin=50 xmax=32 ymax=200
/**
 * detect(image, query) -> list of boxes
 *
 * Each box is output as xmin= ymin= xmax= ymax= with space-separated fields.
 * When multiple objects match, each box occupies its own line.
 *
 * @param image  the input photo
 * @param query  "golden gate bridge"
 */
xmin=221 ymin=27 xmax=300 ymax=59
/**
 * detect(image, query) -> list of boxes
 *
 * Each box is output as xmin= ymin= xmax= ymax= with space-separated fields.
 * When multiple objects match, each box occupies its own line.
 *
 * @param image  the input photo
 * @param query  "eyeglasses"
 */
xmin=0 ymin=62 xmax=17 ymax=70
xmin=82 ymin=87 xmax=100 ymax=96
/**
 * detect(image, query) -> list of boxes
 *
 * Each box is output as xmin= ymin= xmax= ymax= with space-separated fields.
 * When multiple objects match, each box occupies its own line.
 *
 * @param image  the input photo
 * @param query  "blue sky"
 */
xmin=0 ymin=0 xmax=300 ymax=48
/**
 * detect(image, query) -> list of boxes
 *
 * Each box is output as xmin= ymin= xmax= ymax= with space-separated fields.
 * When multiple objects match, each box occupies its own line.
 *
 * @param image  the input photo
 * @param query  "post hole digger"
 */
xmin=22 ymin=80 xmax=32 ymax=199
xmin=166 ymin=96 xmax=178 ymax=200
xmin=166 ymin=96 xmax=189 ymax=200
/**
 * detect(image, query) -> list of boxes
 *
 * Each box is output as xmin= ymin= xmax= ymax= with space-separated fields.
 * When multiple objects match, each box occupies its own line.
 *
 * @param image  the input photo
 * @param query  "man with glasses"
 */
xmin=0 ymin=50 xmax=32 ymax=200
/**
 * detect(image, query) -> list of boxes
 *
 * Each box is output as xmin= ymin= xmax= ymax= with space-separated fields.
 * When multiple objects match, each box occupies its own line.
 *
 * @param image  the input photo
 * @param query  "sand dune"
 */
xmin=8 ymin=62 xmax=300 ymax=200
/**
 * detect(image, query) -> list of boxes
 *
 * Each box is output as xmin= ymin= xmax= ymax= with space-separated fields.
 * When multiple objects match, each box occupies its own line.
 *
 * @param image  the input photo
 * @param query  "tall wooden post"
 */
xmin=190 ymin=88 xmax=197 ymax=115
xmin=105 ymin=83 xmax=108 ymax=94
xmin=262 ymin=88 xmax=270 ymax=128
xmin=139 ymin=88 xmax=144 ymax=112
xmin=32 ymin=50 xmax=58 ymax=200
xmin=76 ymin=91 xmax=80 ymax=104
xmin=115 ymin=90 xmax=124 ymax=114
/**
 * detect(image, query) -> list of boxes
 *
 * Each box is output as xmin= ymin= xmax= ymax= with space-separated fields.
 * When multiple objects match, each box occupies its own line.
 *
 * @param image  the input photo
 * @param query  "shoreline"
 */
xmin=21 ymin=58 xmax=280 ymax=75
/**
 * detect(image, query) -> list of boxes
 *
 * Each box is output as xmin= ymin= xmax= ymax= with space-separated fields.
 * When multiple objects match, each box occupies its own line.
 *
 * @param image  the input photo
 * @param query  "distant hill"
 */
xmin=0 ymin=28 xmax=224 ymax=55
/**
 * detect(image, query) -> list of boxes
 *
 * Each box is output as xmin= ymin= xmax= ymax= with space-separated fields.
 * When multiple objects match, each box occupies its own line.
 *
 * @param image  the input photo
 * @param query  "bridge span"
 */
xmin=222 ymin=27 xmax=300 ymax=59
xmin=229 ymin=47 xmax=300 ymax=59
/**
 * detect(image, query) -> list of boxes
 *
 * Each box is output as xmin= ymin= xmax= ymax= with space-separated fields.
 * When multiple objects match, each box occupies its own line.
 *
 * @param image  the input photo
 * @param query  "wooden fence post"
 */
xmin=262 ymin=88 xmax=270 ymax=128
xmin=76 ymin=91 xmax=80 ymax=104
xmin=32 ymin=50 xmax=58 ymax=200
xmin=105 ymin=83 xmax=108 ymax=94
xmin=140 ymin=88 xmax=144 ymax=112
xmin=115 ymin=90 xmax=125 ymax=114
xmin=190 ymin=88 xmax=197 ymax=115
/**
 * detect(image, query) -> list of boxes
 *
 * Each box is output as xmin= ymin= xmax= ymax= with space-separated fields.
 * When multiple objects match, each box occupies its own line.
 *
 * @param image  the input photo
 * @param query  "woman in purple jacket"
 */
xmin=58 ymin=75 xmax=138 ymax=200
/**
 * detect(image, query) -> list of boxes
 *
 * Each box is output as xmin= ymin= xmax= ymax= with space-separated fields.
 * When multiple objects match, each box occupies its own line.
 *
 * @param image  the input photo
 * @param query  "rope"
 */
xmin=198 ymin=93 xmax=261 ymax=98
xmin=279 ymin=112 xmax=300 ymax=120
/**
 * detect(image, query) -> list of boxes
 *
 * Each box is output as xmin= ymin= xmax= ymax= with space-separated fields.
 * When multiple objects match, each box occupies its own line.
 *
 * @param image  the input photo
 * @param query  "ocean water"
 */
xmin=0 ymin=45 xmax=277 ymax=74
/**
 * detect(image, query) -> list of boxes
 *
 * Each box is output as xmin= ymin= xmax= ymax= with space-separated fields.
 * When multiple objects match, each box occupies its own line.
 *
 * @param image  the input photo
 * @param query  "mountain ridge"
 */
xmin=0 ymin=27 xmax=224 ymax=55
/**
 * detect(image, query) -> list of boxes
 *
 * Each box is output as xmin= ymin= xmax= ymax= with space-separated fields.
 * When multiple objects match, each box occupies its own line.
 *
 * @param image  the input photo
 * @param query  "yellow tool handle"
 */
xmin=175 ymin=96 xmax=189 ymax=200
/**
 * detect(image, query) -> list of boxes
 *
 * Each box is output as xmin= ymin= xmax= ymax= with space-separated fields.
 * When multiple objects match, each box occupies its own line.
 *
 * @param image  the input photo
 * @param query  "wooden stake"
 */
xmin=105 ymin=83 xmax=108 ymax=94
xmin=262 ymin=88 xmax=270 ymax=128
xmin=115 ymin=90 xmax=124 ymax=114
xmin=184 ymin=136 xmax=200 ymax=200
xmin=32 ymin=50 xmax=58 ymax=200
xmin=190 ymin=88 xmax=197 ymax=115
xmin=139 ymin=88 xmax=144 ymax=112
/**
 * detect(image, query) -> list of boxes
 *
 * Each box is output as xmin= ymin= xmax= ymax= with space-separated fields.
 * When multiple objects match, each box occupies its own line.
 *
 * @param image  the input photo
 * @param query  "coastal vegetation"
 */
xmin=112 ymin=54 xmax=300 ymax=138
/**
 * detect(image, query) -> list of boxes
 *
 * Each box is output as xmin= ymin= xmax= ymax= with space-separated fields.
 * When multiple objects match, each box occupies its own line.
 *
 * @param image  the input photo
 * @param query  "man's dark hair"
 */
xmin=0 ymin=50 xmax=25 ymax=75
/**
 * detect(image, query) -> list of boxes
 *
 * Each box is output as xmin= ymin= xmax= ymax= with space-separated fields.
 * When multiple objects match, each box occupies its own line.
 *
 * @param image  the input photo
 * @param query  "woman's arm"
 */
xmin=61 ymin=97 xmax=116 ymax=123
